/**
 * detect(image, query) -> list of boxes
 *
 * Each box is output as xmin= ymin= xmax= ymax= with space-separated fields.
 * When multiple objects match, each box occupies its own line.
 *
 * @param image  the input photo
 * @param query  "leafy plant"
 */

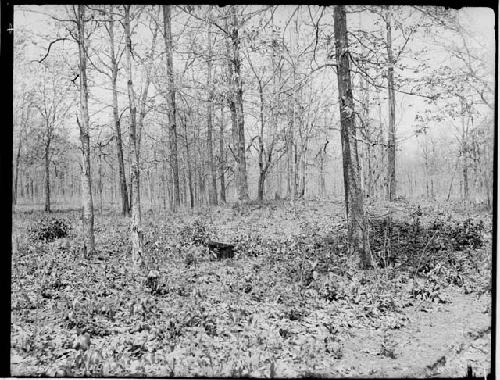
xmin=28 ymin=217 xmax=71 ymax=242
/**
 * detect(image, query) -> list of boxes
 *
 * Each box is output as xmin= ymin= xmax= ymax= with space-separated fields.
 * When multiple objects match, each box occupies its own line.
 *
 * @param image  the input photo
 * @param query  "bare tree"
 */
xmin=334 ymin=5 xmax=371 ymax=269
xmin=225 ymin=6 xmax=249 ymax=202
xmin=162 ymin=5 xmax=181 ymax=210
xmin=124 ymin=5 xmax=144 ymax=269
xmin=75 ymin=4 xmax=96 ymax=257
xmin=206 ymin=7 xmax=218 ymax=205
xmin=385 ymin=7 xmax=396 ymax=201
xmin=106 ymin=5 xmax=130 ymax=216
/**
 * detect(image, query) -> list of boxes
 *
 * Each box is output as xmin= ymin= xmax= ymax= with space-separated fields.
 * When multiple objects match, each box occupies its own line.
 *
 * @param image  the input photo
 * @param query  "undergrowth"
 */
xmin=11 ymin=201 xmax=492 ymax=377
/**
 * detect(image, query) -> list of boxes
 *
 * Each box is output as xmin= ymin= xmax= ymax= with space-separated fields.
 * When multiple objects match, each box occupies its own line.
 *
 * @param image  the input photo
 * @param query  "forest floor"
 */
xmin=11 ymin=199 xmax=492 ymax=377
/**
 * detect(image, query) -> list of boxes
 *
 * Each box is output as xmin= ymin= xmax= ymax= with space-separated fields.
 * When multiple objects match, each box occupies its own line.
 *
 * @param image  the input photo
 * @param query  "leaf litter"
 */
xmin=11 ymin=199 xmax=491 ymax=377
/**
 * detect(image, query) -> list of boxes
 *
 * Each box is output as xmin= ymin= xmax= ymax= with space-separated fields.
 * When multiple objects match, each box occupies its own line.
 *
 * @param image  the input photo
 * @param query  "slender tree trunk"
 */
xmin=206 ymin=11 xmax=217 ymax=206
xmin=334 ymin=5 xmax=371 ymax=269
xmin=108 ymin=5 xmax=130 ymax=216
xmin=13 ymin=134 xmax=22 ymax=206
xmin=182 ymin=115 xmax=195 ymax=209
xmin=124 ymin=5 xmax=144 ymax=269
xmin=219 ymin=103 xmax=227 ymax=203
xmin=44 ymin=144 xmax=51 ymax=212
xmin=385 ymin=7 xmax=396 ymax=201
xmin=286 ymin=109 xmax=294 ymax=199
xmin=226 ymin=6 xmax=249 ymax=202
xmin=300 ymin=143 xmax=307 ymax=198
xmin=162 ymin=5 xmax=181 ymax=210
xmin=257 ymin=82 xmax=266 ymax=202
xmin=98 ymin=148 xmax=103 ymax=214
xmin=76 ymin=4 xmax=95 ymax=257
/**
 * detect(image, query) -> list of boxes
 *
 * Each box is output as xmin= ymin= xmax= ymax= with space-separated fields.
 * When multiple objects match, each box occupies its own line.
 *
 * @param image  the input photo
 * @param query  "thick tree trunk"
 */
xmin=76 ymin=5 xmax=95 ymax=257
xmin=108 ymin=5 xmax=130 ymax=216
xmin=206 ymin=13 xmax=217 ymax=206
xmin=124 ymin=5 xmax=144 ymax=269
xmin=385 ymin=7 xmax=396 ymax=201
xmin=219 ymin=103 xmax=226 ymax=203
xmin=334 ymin=5 xmax=371 ymax=269
xmin=226 ymin=6 xmax=249 ymax=202
xmin=163 ymin=5 xmax=181 ymax=210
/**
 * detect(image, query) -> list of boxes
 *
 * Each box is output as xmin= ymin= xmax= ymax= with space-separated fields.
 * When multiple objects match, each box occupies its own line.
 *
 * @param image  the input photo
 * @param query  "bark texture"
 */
xmin=225 ymin=6 xmax=249 ymax=202
xmin=385 ymin=7 xmax=396 ymax=201
xmin=107 ymin=5 xmax=130 ymax=216
xmin=334 ymin=5 xmax=371 ymax=269
xmin=162 ymin=5 xmax=181 ymax=210
xmin=76 ymin=4 xmax=95 ymax=257
xmin=124 ymin=5 xmax=144 ymax=269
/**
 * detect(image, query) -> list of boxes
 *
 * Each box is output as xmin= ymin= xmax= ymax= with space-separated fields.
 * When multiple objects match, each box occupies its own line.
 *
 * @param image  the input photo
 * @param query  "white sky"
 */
xmin=13 ymin=5 xmax=495 ymax=168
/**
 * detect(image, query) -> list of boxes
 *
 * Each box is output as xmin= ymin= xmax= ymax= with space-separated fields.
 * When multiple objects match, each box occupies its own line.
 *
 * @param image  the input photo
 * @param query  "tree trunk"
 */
xmin=334 ymin=5 xmax=371 ymax=269
xmin=219 ymin=103 xmax=227 ymax=203
xmin=257 ymin=82 xmax=266 ymax=202
xmin=206 ymin=11 xmax=217 ymax=206
xmin=13 ymin=133 xmax=22 ymax=206
xmin=44 ymin=144 xmax=51 ymax=212
xmin=162 ymin=5 xmax=181 ymax=210
xmin=182 ymin=114 xmax=195 ymax=209
xmin=76 ymin=4 xmax=95 ymax=257
xmin=385 ymin=7 xmax=396 ymax=201
xmin=98 ymin=148 xmax=103 ymax=214
xmin=300 ymin=143 xmax=307 ymax=198
xmin=108 ymin=5 xmax=130 ymax=216
xmin=226 ymin=6 xmax=249 ymax=203
xmin=124 ymin=5 xmax=144 ymax=269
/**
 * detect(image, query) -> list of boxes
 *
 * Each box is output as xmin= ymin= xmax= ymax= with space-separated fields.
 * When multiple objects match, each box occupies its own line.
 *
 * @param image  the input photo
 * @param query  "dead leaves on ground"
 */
xmin=11 ymin=200 xmax=491 ymax=377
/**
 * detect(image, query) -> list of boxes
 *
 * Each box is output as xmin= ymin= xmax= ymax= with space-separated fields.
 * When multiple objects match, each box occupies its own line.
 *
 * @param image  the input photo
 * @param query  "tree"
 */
xmin=225 ymin=6 xmax=249 ymax=202
xmin=205 ymin=7 xmax=218 ymax=206
xmin=384 ymin=7 xmax=396 ymax=201
xmin=13 ymin=91 xmax=34 ymax=206
xmin=124 ymin=5 xmax=144 ymax=269
xmin=106 ymin=5 xmax=130 ymax=216
xmin=162 ymin=5 xmax=181 ymax=210
xmin=333 ymin=5 xmax=371 ymax=268
xmin=75 ymin=4 xmax=96 ymax=257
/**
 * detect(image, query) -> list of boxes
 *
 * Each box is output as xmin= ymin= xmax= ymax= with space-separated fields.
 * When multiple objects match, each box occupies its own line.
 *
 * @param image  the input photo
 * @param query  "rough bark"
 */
xmin=334 ymin=5 xmax=371 ymax=269
xmin=162 ymin=5 xmax=181 ymax=210
xmin=219 ymin=103 xmax=227 ymax=203
xmin=385 ymin=7 xmax=396 ymax=201
xmin=124 ymin=5 xmax=144 ymax=269
xmin=107 ymin=5 xmax=130 ymax=216
xmin=76 ymin=5 xmax=95 ymax=257
xmin=225 ymin=6 xmax=249 ymax=202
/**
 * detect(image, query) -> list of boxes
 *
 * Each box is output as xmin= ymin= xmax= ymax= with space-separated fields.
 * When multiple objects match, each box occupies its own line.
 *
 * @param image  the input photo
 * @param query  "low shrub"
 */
xmin=28 ymin=217 xmax=71 ymax=242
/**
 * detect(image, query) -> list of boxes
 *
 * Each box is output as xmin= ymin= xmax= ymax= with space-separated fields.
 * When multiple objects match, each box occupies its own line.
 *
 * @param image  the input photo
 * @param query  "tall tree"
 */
xmin=225 ymin=6 xmax=249 ymax=202
xmin=75 ymin=4 xmax=96 ymax=257
xmin=107 ymin=5 xmax=130 ymax=216
xmin=124 ymin=5 xmax=144 ymax=269
xmin=385 ymin=7 xmax=396 ymax=201
xmin=334 ymin=5 xmax=371 ymax=268
xmin=162 ymin=5 xmax=181 ymax=210
xmin=206 ymin=7 xmax=218 ymax=205
xmin=218 ymin=102 xmax=227 ymax=203
xmin=13 ymin=92 xmax=33 ymax=206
